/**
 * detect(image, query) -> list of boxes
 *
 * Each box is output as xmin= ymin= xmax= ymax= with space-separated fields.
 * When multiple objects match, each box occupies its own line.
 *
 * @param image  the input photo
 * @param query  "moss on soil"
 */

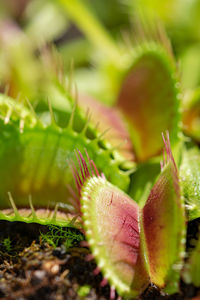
xmin=0 ymin=221 xmax=199 ymax=300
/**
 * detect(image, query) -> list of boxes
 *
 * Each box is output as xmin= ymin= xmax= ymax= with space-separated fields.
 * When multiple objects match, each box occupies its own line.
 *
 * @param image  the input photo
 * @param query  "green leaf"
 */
xmin=73 ymin=151 xmax=149 ymax=297
xmin=77 ymin=285 xmax=91 ymax=298
xmin=128 ymin=158 xmax=161 ymax=207
xmin=81 ymin=176 xmax=149 ymax=298
xmin=180 ymin=143 xmax=200 ymax=220
xmin=117 ymin=43 xmax=180 ymax=161
xmin=141 ymin=133 xmax=185 ymax=293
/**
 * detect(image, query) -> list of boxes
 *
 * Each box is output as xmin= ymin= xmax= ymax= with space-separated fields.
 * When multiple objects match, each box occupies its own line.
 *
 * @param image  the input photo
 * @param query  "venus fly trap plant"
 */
xmin=1 ymin=4 xmax=200 ymax=297
xmin=0 ymin=39 xmax=190 ymax=298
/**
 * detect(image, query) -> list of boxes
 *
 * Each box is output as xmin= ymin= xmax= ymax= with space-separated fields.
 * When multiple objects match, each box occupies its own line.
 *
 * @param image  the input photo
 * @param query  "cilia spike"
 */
xmin=72 ymin=132 xmax=185 ymax=298
xmin=161 ymin=131 xmax=177 ymax=171
xmin=72 ymin=149 xmax=101 ymax=194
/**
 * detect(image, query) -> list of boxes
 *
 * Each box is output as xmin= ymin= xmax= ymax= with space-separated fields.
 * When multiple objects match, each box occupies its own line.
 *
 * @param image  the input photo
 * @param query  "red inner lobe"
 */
xmin=116 ymin=212 xmax=140 ymax=255
xmin=95 ymin=185 xmax=140 ymax=281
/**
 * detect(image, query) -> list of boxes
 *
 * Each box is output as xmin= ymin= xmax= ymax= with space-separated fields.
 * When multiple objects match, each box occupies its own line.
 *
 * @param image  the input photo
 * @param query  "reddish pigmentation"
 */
xmin=79 ymin=95 xmax=135 ymax=161
xmin=142 ymin=133 xmax=184 ymax=288
xmin=71 ymin=138 xmax=184 ymax=297
xmin=117 ymin=51 xmax=178 ymax=162
xmin=72 ymin=150 xmax=143 ymax=296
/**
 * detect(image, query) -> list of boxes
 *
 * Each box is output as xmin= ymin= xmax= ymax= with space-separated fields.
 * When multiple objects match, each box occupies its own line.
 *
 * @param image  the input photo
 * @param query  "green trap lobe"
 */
xmin=180 ymin=144 xmax=200 ymax=220
xmin=141 ymin=141 xmax=185 ymax=292
xmin=117 ymin=45 xmax=179 ymax=161
xmin=0 ymin=104 xmax=130 ymax=226
xmin=81 ymin=177 xmax=147 ymax=297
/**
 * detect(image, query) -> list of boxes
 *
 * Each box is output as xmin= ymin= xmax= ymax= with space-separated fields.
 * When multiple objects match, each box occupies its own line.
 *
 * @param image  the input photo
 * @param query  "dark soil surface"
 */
xmin=0 ymin=221 xmax=199 ymax=300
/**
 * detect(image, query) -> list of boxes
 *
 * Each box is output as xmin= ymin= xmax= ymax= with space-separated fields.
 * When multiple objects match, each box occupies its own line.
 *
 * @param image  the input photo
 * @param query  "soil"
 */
xmin=0 ymin=220 xmax=199 ymax=300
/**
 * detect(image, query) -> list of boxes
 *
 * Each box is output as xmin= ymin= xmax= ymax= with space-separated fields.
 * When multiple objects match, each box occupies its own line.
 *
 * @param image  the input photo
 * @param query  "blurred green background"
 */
xmin=0 ymin=0 xmax=200 ymax=106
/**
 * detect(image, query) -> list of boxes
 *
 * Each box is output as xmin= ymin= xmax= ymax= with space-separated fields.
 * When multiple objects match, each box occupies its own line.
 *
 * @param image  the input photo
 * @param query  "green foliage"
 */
xmin=0 ymin=236 xmax=22 ymax=257
xmin=40 ymin=224 xmax=84 ymax=249
xmin=180 ymin=144 xmax=200 ymax=220
xmin=129 ymin=159 xmax=160 ymax=207
xmin=2 ymin=237 xmax=12 ymax=253
xmin=1 ymin=0 xmax=200 ymax=298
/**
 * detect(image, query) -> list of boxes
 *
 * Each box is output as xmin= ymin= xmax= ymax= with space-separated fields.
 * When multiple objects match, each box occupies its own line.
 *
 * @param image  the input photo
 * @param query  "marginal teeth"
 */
xmin=93 ymin=248 xmax=99 ymax=256
xmin=88 ymin=239 xmax=94 ymax=245
xmin=83 ymin=212 xmax=89 ymax=218
xmin=87 ymin=182 xmax=93 ymax=188
xmin=82 ymin=204 xmax=88 ymax=210
xmin=98 ymin=260 xmax=105 ymax=269
xmin=84 ymin=187 xmax=91 ymax=193
xmin=181 ymin=238 xmax=186 ymax=244
xmin=92 ymin=177 xmax=99 ymax=184
xmin=84 ymin=220 xmax=91 ymax=226
xmin=105 ymin=271 xmax=111 ymax=279
xmin=82 ymin=196 xmax=89 ymax=202
xmin=8 ymin=192 xmax=20 ymax=217
xmin=86 ymin=229 xmax=92 ymax=236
